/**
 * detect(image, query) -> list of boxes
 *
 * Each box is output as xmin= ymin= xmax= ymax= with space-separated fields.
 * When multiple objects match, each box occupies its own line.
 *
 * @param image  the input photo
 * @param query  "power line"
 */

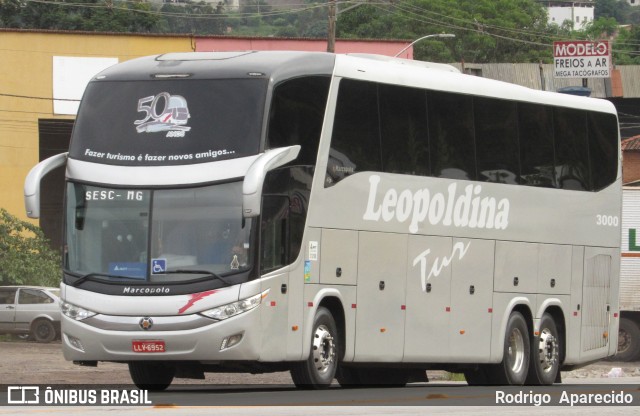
xmin=24 ymin=0 xmax=332 ymax=20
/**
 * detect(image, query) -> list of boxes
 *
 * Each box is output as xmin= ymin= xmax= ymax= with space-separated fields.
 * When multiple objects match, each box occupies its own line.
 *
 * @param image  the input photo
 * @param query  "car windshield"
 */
xmin=64 ymin=182 xmax=253 ymax=284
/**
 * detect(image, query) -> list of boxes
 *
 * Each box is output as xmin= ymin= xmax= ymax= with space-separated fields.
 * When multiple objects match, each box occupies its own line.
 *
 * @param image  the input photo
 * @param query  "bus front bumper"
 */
xmin=60 ymin=309 xmax=262 ymax=362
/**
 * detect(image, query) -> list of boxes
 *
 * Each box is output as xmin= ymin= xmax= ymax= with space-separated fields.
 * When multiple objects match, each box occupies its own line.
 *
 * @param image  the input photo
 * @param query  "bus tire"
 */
xmin=366 ymin=368 xmax=410 ymax=387
xmin=358 ymin=368 xmax=411 ymax=387
xmin=336 ymin=365 xmax=362 ymax=387
xmin=526 ymin=313 xmax=560 ymax=385
xmin=290 ymin=307 xmax=338 ymax=389
xmin=464 ymin=366 xmax=490 ymax=386
xmin=614 ymin=317 xmax=640 ymax=362
xmin=488 ymin=311 xmax=530 ymax=385
xmin=128 ymin=362 xmax=175 ymax=391
xmin=32 ymin=319 xmax=56 ymax=343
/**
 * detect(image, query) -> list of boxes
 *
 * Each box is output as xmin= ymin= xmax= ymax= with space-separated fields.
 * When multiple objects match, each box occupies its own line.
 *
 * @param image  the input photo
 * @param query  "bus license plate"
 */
xmin=132 ymin=340 xmax=165 ymax=353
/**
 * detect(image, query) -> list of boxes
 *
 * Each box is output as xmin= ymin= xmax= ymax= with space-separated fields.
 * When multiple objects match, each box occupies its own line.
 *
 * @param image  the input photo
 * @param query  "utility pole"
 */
xmin=327 ymin=0 xmax=337 ymax=53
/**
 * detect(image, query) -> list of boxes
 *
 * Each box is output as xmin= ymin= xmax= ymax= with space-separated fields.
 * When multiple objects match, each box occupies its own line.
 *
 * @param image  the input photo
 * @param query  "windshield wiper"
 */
xmin=70 ymin=272 xmax=130 ymax=287
xmin=163 ymin=269 xmax=234 ymax=287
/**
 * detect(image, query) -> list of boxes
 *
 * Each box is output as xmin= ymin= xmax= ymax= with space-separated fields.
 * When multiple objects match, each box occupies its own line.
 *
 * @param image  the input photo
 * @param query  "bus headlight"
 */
xmin=61 ymin=301 xmax=97 ymax=321
xmin=200 ymin=290 xmax=269 ymax=321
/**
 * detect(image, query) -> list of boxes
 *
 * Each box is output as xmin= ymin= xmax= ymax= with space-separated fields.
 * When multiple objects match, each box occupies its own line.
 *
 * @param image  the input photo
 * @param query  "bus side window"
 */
xmin=260 ymin=196 xmax=290 ymax=273
xmin=519 ymin=103 xmax=556 ymax=188
xmin=554 ymin=107 xmax=590 ymax=191
xmin=327 ymin=80 xmax=381 ymax=187
xmin=379 ymin=84 xmax=430 ymax=176
xmin=474 ymin=97 xmax=519 ymax=184
xmin=267 ymin=76 xmax=330 ymax=167
xmin=428 ymin=90 xmax=476 ymax=180
xmin=588 ymin=112 xmax=618 ymax=191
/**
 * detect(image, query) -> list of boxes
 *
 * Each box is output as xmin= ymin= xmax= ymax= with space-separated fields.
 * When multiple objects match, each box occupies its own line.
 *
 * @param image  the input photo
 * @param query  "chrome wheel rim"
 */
xmin=507 ymin=327 xmax=525 ymax=374
xmin=537 ymin=328 xmax=558 ymax=373
xmin=312 ymin=324 xmax=335 ymax=374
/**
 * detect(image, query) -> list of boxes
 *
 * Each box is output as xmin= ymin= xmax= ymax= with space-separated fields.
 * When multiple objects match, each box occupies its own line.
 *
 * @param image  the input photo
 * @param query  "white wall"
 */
xmin=547 ymin=5 xmax=594 ymax=30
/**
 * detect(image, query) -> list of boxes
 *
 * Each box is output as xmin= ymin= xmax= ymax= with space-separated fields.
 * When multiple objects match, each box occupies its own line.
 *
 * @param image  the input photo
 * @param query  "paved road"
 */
xmin=0 ymin=341 xmax=638 ymax=415
xmin=1 ymin=379 xmax=638 ymax=416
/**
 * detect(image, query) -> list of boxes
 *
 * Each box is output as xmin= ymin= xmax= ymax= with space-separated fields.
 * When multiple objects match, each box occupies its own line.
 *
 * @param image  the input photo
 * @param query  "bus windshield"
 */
xmin=68 ymin=79 xmax=266 ymax=166
xmin=64 ymin=182 xmax=253 ymax=283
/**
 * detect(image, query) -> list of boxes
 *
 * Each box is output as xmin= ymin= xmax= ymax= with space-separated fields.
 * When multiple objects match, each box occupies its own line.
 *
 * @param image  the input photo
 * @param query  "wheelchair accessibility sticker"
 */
xmin=152 ymin=258 xmax=167 ymax=274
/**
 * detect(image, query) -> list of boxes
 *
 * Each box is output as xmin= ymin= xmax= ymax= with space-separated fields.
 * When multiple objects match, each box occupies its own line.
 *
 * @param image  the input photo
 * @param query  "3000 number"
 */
xmin=596 ymin=214 xmax=619 ymax=227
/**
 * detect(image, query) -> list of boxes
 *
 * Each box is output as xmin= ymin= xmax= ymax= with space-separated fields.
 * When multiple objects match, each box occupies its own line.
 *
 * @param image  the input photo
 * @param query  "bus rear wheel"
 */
xmin=290 ymin=307 xmax=338 ymax=389
xmin=487 ymin=311 xmax=530 ymax=385
xmin=526 ymin=313 xmax=560 ymax=385
xmin=128 ymin=362 xmax=175 ymax=391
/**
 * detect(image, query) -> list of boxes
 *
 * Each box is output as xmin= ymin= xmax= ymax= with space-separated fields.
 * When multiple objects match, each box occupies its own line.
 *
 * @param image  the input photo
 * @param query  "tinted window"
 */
xmin=267 ymin=76 xmax=330 ymax=166
xmin=589 ymin=112 xmax=618 ymax=191
xmin=327 ymin=80 xmax=381 ymax=186
xmin=519 ymin=103 xmax=556 ymax=188
xmin=260 ymin=196 xmax=290 ymax=273
xmin=428 ymin=91 xmax=476 ymax=180
xmin=18 ymin=289 xmax=54 ymax=305
xmin=263 ymin=166 xmax=313 ymax=265
xmin=379 ymin=84 xmax=430 ymax=176
xmin=325 ymin=79 xmax=618 ymax=193
xmin=70 ymin=79 xmax=266 ymax=166
xmin=554 ymin=107 xmax=590 ymax=190
xmin=475 ymin=97 xmax=519 ymax=184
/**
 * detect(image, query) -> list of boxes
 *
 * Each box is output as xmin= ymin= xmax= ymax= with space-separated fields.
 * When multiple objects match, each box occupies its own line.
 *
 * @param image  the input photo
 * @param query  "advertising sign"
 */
xmin=553 ymin=40 xmax=611 ymax=78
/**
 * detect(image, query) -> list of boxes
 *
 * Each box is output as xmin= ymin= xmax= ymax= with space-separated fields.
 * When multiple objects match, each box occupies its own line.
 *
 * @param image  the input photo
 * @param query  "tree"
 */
xmin=0 ymin=209 xmax=61 ymax=287
xmin=158 ymin=1 xmax=226 ymax=35
xmin=0 ymin=0 xmax=23 ymax=28
xmin=337 ymin=0 xmax=553 ymax=63
xmin=613 ymin=25 xmax=640 ymax=64
xmin=583 ymin=16 xmax=619 ymax=39
xmin=594 ymin=0 xmax=631 ymax=23
xmin=1 ymin=0 xmax=162 ymax=33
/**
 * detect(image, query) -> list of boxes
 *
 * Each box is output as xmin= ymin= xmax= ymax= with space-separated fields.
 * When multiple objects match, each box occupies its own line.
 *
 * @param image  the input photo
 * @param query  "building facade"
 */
xmin=539 ymin=1 xmax=595 ymax=30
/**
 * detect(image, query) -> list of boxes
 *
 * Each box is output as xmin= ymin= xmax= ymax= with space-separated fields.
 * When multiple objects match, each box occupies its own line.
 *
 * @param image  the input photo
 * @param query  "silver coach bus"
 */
xmin=25 ymin=51 xmax=621 ymax=390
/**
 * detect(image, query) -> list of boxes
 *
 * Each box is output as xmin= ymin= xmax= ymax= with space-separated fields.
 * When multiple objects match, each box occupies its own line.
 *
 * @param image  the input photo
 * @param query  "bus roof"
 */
xmin=93 ymin=50 xmax=616 ymax=115
xmin=334 ymin=54 xmax=617 ymax=115
xmin=94 ymin=50 xmax=336 ymax=83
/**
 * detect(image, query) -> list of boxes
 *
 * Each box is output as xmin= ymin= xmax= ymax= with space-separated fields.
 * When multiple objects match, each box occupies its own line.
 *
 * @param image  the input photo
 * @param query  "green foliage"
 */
xmin=595 ymin=0 xmax=631 ymax=22
xmin=337 ymin=0 xmax=553 ymax=63
xmin=0 ymin=209 xmax=61 ymax=288
xmin=0 ymin=0 xmax=224 ymax=34
xmin=613 ymin=25 xmax=640 ymax=64
xmin=0 ymin=0 xmax=634 ymax=64
xmin=584 ymin=16 xmax=619 ymax=39
xmin=158 ymin=2 xmax=226 ymax=35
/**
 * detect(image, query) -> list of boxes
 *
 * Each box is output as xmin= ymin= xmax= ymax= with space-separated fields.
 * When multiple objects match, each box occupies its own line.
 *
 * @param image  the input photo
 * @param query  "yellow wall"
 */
xmin=0 ymin=30 xmax=193 ymax=222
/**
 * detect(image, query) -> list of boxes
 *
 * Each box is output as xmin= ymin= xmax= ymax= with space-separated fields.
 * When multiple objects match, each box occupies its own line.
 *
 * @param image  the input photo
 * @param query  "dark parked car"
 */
xmin=0 ymin=286 xmax=61 ymax=343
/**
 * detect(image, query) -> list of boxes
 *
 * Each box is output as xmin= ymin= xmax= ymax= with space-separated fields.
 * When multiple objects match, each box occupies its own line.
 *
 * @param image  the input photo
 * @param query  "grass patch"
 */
xmin=444 ymin=372 xmax=467 ymax=382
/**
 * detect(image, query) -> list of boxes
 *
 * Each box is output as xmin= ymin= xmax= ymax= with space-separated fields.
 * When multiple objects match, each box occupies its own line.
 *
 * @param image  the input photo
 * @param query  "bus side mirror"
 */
xmin=24 ymin=152 xmax=68 ymax=219
xmin=243 ymin=145 xmax=300 ymax=218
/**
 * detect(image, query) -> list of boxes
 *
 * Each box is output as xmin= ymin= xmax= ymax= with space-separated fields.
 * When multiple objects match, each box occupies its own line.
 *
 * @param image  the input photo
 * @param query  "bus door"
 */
xmin=580 ymin=247 xmax=617 ymax=361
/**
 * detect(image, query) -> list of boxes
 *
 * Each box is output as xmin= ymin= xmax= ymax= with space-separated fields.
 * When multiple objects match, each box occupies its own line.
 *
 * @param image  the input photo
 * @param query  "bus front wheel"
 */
xmin=290 ymin=307 xmax=338 ymax=389
xmin=128 ymin=362 xmax=175 ymax=391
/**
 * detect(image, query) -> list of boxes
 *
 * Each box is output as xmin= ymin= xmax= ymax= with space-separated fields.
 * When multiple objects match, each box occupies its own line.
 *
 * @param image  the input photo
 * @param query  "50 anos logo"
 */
xmin=134 ymin=92 xmax=191 ymax=136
